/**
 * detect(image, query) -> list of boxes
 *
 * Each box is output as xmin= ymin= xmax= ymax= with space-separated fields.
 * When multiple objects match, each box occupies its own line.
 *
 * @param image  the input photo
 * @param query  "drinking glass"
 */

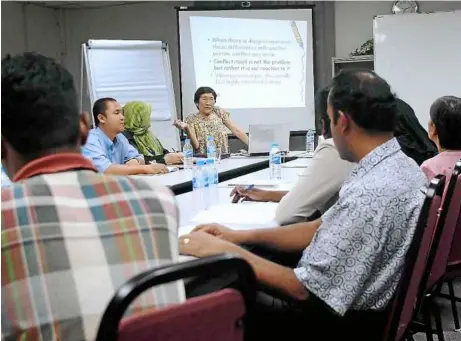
xmin=215 ymin=146 xmax=222 ymax=163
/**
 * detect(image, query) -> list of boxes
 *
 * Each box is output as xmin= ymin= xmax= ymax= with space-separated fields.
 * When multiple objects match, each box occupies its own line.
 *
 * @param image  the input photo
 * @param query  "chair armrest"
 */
xmin=96 ymin=253 xmax=256 ymax=341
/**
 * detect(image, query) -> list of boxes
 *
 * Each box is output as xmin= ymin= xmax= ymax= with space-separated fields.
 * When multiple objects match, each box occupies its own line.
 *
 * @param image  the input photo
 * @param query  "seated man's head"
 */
xmin=428 ymin=96 xmax=461 ymax=152
xmin=1 ymin=52 xmax=89 ymax=178
xmin=194 ymin=86 xmax=217 ymax=115
xmin=315 ymin=85 xmax=332 ymax=139
xmin=92 ymin=97 xmax=124 ymax=136
xmin=327 ymin=69 xmax=398 ymax=162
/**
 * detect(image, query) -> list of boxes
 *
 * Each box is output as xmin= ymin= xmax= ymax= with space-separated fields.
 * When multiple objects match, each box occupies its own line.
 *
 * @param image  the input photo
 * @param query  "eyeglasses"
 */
xmin=200 ymin=97 xmax=216 ymax=103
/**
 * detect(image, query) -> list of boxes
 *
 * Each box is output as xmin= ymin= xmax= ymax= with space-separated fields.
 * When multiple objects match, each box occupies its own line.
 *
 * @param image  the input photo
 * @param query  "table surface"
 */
xmin=176 ymin=157 xmax=312 ymax=227
xmin=131 ymin=156 xmax=270 ymax=195
xmin=176 ymin=157 xmax=312 ymax=262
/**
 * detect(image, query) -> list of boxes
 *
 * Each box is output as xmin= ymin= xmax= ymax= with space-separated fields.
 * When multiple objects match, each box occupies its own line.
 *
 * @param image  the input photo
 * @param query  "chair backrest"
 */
xmin=447 ymin=160 xmax=461 ymax=266
xmin=384 ymin=175 xmax=446 ymax=341
xmin=96 ymin=254 xmax=256 ymax=341
xmin=448 ymin=220 xmax=461 ymax=266
xmin=117 ymin=288 xmax=245 ymax=341
xmin=427 ymin=160 xmax=461 ymax=289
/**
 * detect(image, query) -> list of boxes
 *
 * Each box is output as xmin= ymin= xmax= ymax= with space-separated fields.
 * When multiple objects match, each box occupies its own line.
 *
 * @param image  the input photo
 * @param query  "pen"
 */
xmin=291 ymin=21 xmax=304 ymax=49
xmin=244 ymin=184 xmax=254 ymax=191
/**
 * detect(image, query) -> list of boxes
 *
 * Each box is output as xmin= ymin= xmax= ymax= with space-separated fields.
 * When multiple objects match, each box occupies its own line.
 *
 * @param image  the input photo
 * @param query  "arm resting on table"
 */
xmin=104 ymin=164 xmax=150 ymax=175
xmin=239 ymin=219 xmax=322 ymax=252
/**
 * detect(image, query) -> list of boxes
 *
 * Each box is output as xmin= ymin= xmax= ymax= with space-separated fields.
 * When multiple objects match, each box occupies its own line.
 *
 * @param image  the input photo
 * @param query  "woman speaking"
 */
xmin=173 ymin=87 xmax=248 ymax=154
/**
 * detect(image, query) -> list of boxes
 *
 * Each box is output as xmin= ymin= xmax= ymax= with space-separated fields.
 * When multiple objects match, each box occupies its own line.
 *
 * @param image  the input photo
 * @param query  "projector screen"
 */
xmin=178 ymin=8 xmax=315 ymax=132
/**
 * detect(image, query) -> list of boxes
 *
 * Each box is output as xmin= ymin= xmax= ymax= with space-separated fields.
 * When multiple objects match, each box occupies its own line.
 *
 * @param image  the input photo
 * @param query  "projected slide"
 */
xmin=189 ymin=16 xmax=308 ymax=109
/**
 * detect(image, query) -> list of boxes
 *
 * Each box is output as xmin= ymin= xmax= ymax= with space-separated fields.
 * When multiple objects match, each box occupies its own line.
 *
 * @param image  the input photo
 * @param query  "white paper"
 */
xmin=191 ymin=202 xmax=279 ymax=226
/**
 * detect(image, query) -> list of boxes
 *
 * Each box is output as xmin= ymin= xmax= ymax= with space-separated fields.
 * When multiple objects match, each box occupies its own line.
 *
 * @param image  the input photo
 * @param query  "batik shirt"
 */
xmin=294 ymin=138 xmax=427 ymax=316
xmin=185 ymin=106 xmax=230 ymax=154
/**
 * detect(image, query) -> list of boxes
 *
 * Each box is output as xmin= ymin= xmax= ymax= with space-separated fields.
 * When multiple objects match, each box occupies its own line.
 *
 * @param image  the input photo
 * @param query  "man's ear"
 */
xmin=97 ymin=113 xmax=105 ymax=125
xmin=336 ymin=110 xmax=350 ymax=134
xmin=79 ymin=112 xmax=90 ymax=146
xmin=321 ymin=119 xmax=327 ymax=136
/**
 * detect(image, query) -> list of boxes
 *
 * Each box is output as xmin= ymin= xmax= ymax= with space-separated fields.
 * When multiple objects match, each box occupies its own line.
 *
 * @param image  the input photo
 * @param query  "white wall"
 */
xmin=1 ymin=1 xmax=191 ymax=150
xmin=335 ymin=1 xmax=461 ymax=57
xmin=1 ymin=2 xmax=62 ymax=61
xmin=63 ymin=2 xmax=191 ymax=111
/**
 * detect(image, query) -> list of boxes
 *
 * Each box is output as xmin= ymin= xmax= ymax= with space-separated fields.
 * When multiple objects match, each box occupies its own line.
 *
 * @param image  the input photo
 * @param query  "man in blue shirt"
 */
xmin=178 ymin=70 xmax=428 ymax=339
xmin=83 ymin=98 xmax=168 ymax=175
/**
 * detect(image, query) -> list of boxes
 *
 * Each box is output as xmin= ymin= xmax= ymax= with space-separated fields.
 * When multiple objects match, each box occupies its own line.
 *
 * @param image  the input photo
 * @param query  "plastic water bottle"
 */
xmin=269 ymin=143 xmax=282 ymax=180
xmin=203 ymin=159 xmax=210 ymax=209
xmin=207 ymin=158 xmax=219 ymax=206
xmin=306 ymin=129 xmax=315 ymax=154
xmin=183 ymin=139 xmax=193 ymax=170
xmin=206 ymin=136 xmax=217 ymax=160
xmin=192 ymin=159 xmax=207 ymax=211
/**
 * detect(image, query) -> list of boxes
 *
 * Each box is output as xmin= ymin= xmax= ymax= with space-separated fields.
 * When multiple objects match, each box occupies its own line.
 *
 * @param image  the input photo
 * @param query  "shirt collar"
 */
xmin=349 ymin=137 xmax=401 ymax=180
xmin=13 ymin=153 xmax=97 ymax=182
xmin=95 ymin=127 xmax=118 ymax=149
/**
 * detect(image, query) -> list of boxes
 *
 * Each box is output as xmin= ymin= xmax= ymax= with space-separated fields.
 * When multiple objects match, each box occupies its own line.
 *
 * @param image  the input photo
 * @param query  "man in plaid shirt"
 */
xmin=1 ymin=53 xmax=184 ymax=341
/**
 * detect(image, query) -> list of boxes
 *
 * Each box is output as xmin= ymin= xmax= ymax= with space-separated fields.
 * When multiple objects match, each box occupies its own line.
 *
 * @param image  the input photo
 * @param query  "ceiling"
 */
xmin=24 ymin=1 xmax=142 ymax=9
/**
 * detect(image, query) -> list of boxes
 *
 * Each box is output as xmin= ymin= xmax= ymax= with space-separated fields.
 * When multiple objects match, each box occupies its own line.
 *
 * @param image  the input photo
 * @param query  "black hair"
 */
xmin=394 ymin=99 xmax=438 ymax=165
xmin=2 ymin=52 xmax=80 ymax=159
xmin=315 ymin=85 xmax=332 ymax=138
xmin=430 ymin=96 xmax=461 ymax=150
xmin=194 ymin=87 xmax=217 ymax=107
xmin=328 ymin=69 xmax=398 ymax=134
xmin=92 ymin=97 xmax=117 ymax=127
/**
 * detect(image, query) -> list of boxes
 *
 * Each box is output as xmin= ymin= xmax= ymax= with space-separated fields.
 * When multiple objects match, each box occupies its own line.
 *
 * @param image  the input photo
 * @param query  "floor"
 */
xmin=415 ymin=279 xmax=461 ymax=341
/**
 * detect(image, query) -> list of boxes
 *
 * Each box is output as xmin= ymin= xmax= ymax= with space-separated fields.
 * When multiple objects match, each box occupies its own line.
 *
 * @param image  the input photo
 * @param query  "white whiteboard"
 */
xmin=81 ymin=39 xmax=180 ymax=150
xmin=374 ymin=10 xmax=461 ymax=128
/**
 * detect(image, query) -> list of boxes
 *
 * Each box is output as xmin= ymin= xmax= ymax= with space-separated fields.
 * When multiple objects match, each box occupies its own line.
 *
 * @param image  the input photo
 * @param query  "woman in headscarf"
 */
xmin=394 ymin=99 xmax=438 ymax=165
xmin=123 ymin=101 xmax=183 ymax=165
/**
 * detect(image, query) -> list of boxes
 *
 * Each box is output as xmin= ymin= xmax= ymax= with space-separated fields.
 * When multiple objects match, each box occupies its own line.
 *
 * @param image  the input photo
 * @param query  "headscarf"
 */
xmin=394 ymin=99 xmax=438 ymax=165
xmin=123 ymin=101 xmax=164 ymax=156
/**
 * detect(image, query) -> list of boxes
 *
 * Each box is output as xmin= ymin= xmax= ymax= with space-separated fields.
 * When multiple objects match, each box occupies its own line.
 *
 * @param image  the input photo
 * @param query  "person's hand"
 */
xmin=125 ymin=158 xmax=139 ymax=166
xmin=173 ymin=119 xmax=188 ymax=131
xmin=179 ymin=231 xmax=238 ymax=258
xmin=164 ymin=152 xmax=184 ymax=165
xmin=144 ymin=163 xmax=168 ymax=174
xmin=192 ymin=223 xmax=243 ymax=244
xmin=230 ymin=186 xmax=268 ymax=203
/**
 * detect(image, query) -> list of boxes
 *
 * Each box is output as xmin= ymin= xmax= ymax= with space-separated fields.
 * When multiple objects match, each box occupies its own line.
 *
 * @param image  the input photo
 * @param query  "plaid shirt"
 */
xmin=1 ymin=153 xmax=184 ymax=341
